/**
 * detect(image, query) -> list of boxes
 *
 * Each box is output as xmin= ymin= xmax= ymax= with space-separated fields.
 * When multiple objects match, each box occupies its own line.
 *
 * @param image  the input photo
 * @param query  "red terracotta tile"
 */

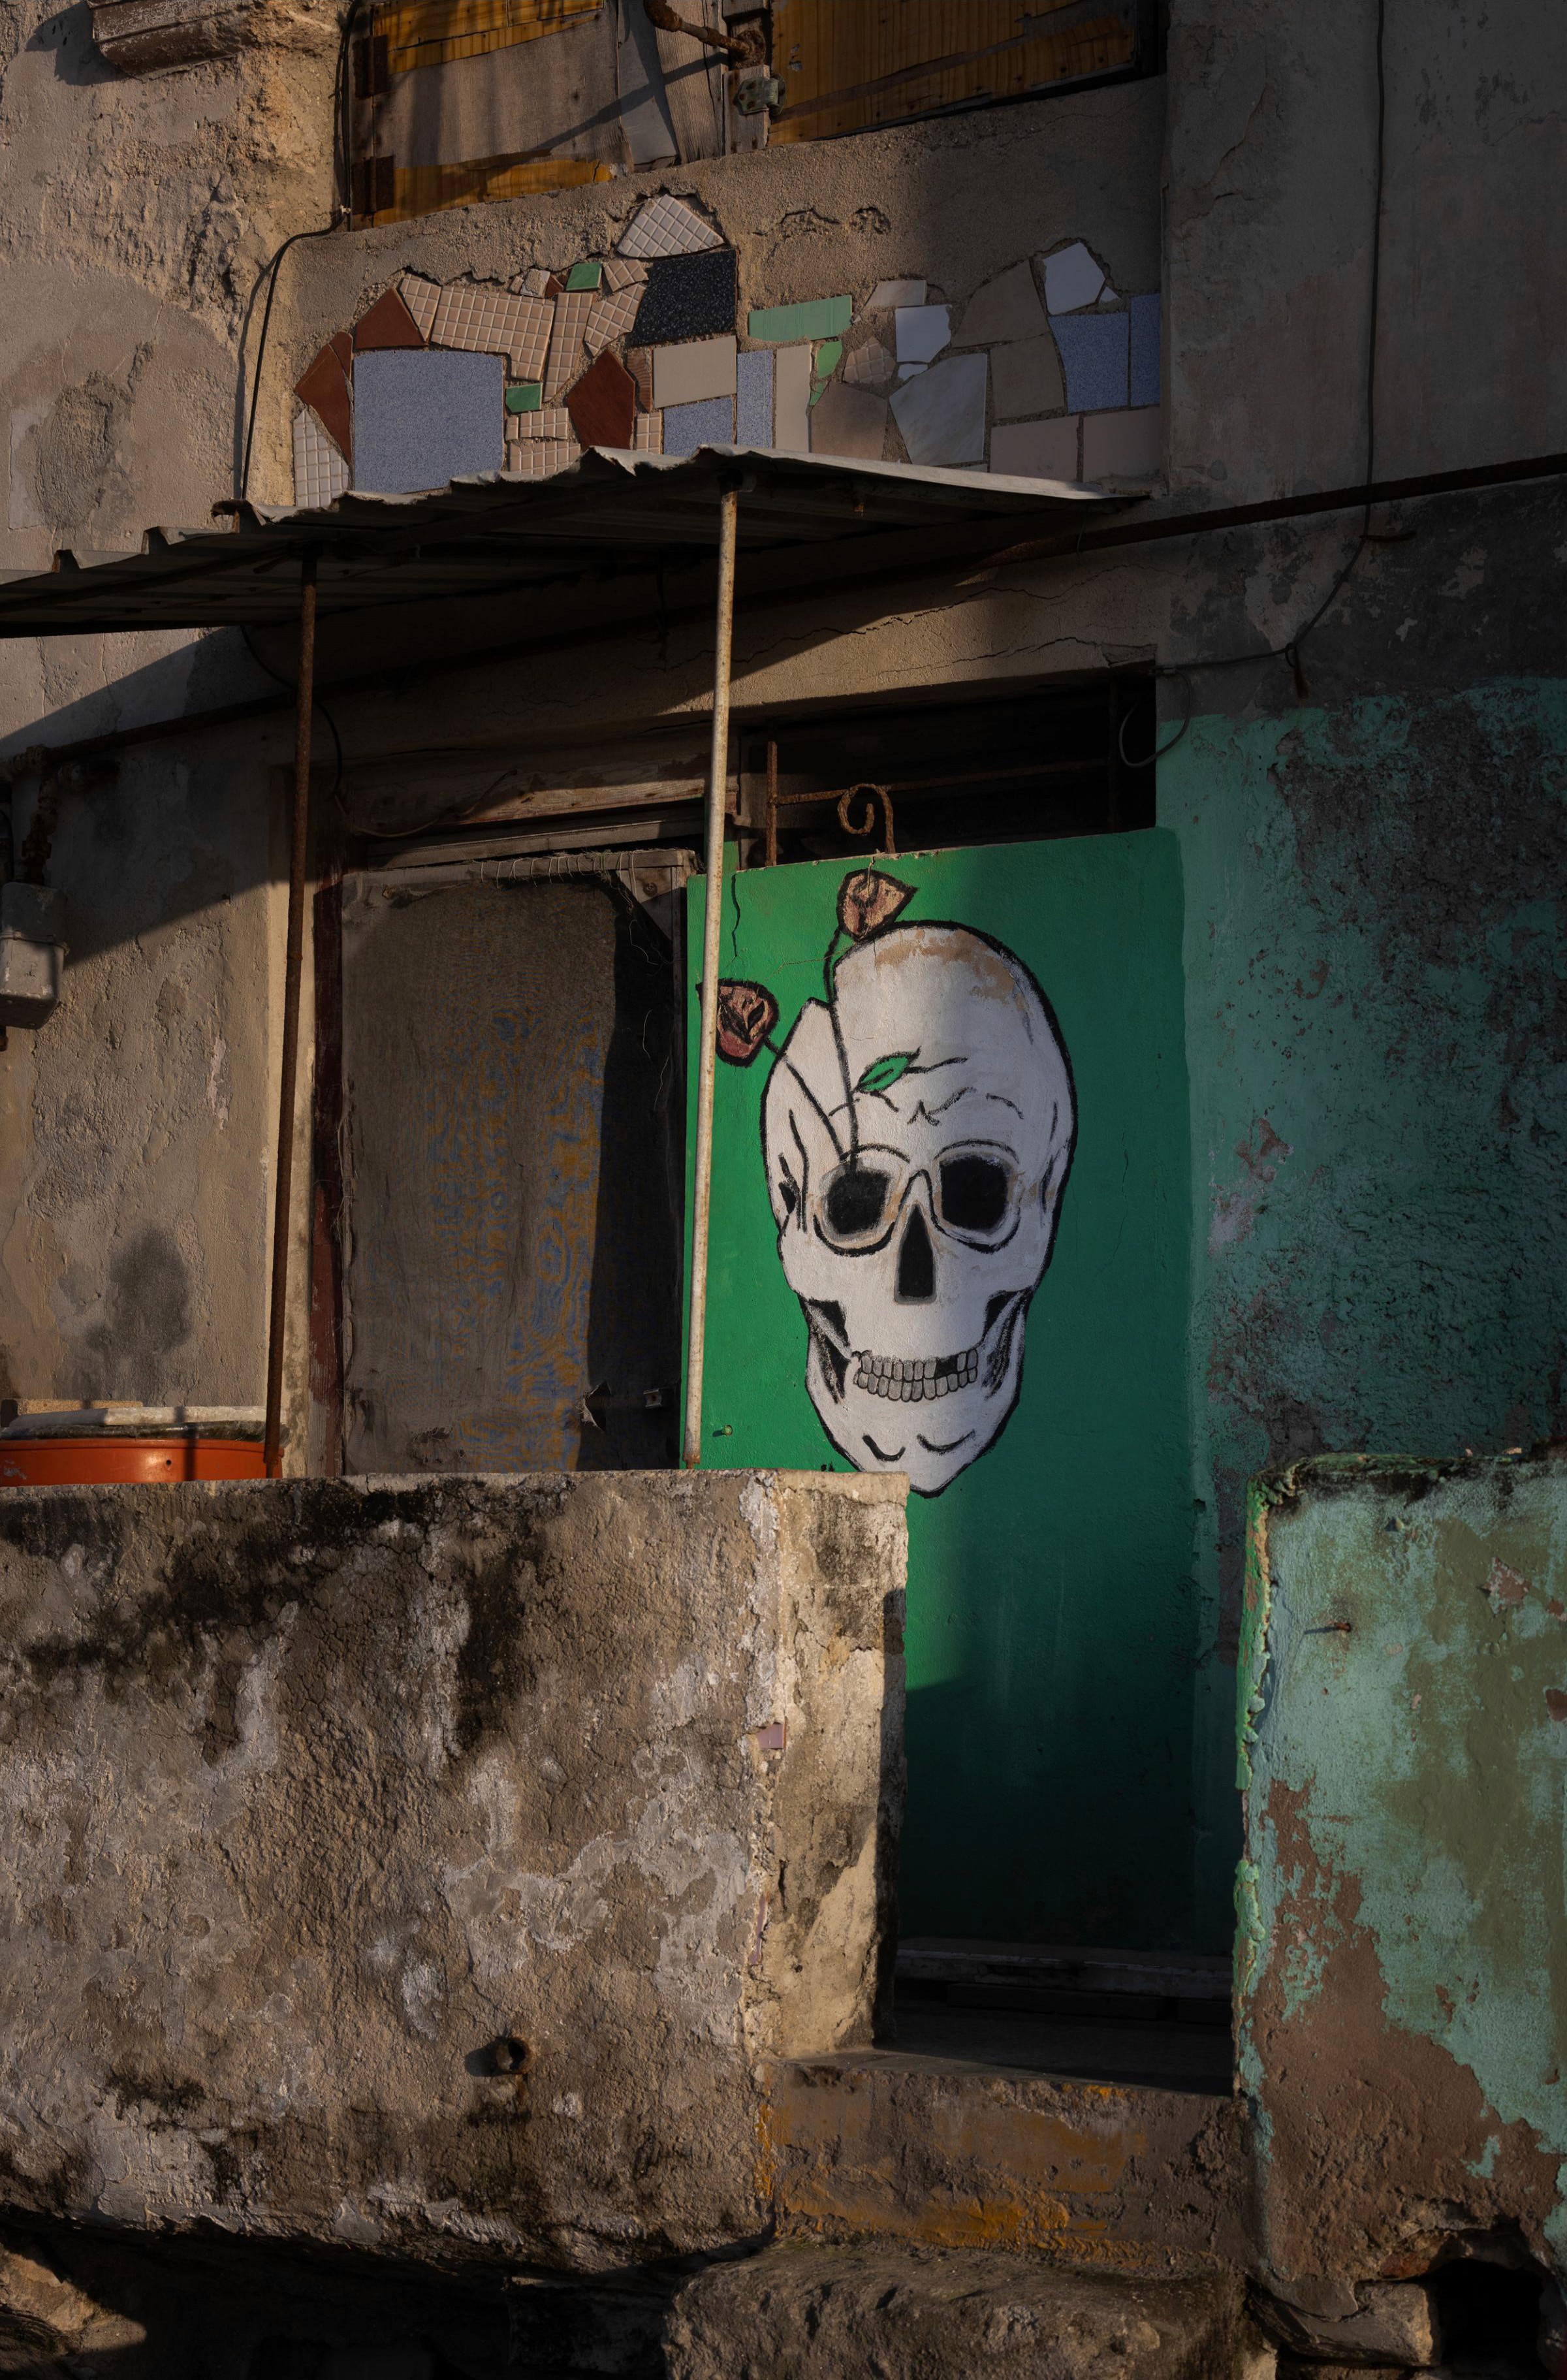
xmin=545 ymin=274 xmax=565 ymax=296
xmin=329 ymin=331 xmax=353 ymax=370
xmin=565 ymin=349 xmax=637 ymax=451
xmin=294 ymin=344 xmax=352 ymax=462
xmin=354 ymin=285 xmax=425 ymax=351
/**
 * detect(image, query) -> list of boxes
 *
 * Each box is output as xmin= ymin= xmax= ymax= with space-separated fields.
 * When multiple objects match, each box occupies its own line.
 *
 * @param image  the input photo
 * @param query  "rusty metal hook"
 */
xmin=836 ymin=782 xmax=896 ymax=857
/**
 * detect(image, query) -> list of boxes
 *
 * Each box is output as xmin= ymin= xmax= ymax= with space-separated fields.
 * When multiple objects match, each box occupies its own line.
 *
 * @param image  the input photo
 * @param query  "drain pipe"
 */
xmin=263 ymin=550 xmax=318 ymax=1478
xmin=682 ymin=480 xmax=740 ymax=1470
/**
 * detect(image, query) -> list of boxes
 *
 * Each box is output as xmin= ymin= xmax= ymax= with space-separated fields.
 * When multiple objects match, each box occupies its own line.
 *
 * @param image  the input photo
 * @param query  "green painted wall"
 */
xmin=1237 ymin=1455 xmax=1567 ymax=2300
xmin=686 ymin=675 xmax=1567 ymax=1954
xmin=1173 ymin=677 xmax=1567 ymax=1948
xmin=688 ymin=833 xmax=1195 ymax=1948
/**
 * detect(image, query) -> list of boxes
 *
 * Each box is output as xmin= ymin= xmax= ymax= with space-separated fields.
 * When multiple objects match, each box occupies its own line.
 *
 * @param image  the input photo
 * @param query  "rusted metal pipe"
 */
xmin=263 ymin=551 xmax=317 ymax=1478
xmin=682 ymin=481 xmax=740 ymax=1470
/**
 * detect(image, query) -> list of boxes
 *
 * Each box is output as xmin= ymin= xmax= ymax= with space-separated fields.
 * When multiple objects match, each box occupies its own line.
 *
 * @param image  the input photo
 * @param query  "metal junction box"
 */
xmin=0 ymin=882 xmax=66 ymax=1026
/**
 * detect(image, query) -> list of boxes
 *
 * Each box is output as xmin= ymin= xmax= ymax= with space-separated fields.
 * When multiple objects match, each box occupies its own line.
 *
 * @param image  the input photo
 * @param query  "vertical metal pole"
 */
xmin=263 ymin=552 xmax=318 ymax=1479
xmin=764 ymin=735 xmax=778 ymax=867
xmin=682 ymin=483 xmax=740 ymax=1469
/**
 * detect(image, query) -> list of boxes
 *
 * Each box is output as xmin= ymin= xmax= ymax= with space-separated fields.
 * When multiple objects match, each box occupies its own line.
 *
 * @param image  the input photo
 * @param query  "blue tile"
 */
xmin=1130 ymin=294 xmax=1161 ymax=410
xmin=736 ymin=350 xmax=772 ymax=447
xmin=353 ymin=349 xmax=504 ymax=492
xmin=663 ymin=395 xmax=735 ymax=456
xmin=1048 ymin=312 xmax=1128 ymax=413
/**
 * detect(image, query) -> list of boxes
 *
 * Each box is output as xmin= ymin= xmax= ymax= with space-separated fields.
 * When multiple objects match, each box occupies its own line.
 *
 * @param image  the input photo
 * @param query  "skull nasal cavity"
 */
xmin=896 ymin=1207 xmax=936 ymax=1301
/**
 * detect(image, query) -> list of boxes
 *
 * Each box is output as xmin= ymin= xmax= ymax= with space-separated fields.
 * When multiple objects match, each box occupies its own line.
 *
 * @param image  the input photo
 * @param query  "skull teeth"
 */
xmin=851 ymin=1348 xmax=981 ymax=1400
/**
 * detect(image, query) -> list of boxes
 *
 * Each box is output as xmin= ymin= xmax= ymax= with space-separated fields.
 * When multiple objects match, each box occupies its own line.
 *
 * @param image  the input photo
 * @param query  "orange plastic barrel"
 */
xmin=0 ymin=1435 xmax=266 ymax=1485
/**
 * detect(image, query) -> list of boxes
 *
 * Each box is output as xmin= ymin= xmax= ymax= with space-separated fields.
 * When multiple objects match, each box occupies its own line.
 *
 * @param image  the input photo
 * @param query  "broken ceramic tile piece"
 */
xmin=508 ymin=439 xmax=578 ymax=478
xmin=565 ymin=260 xmax=603 ymax=292
xmin=353 ymin=348 xmax=503 ymax=492
xmin=584 ymin=283 xmax=643 ymax=357
xmin=990 ymin=332 xmax=1066 ymax=420
xmin=354 ymin=285 xmax=425 ymax=353
xmin=631 ymin=249 xmax=737 ymax=347
xmin=772 ymin=345 xmax=811 ymax=451
xmin=990 ymin=415 xmax=1079 ymax=482
xmin=601 ymin=255 xmax=647 ymax=293
xmin=1050 ymin=311 xmax=1129 ymax=411
xmin=748 ymin=296 xmax=852 ymax=344
xmin=1041 ymin=241 xmax=1105 ymax=313
xmin=735 ymin=349 xmax=772 ymax=445
xmin=505 ymin=381 xmax=543 ymax=414
xmin=864 ymin=278 xmax=925 ymax=315
xmin=810 ymin=380 xmax=887 ymax=461
xmin=544 ymin=291 xmax=597 ymax=398
xmin=396 ymin=273 xmax=441 ymax=340
xmin=293 ymin=407 xmax=349 ymax=507
xmin=955 ymin=261 xmax=1045 ymax=347
xmin=896 ymin=363 xmax=926 ymax=382
xmin=894 ymin=304 xmax=950 ymax=364
xmin=633 ymin=410 xmax=663 ymax=452
xmin=663 ymin=394 xmax=735 ymax=456
xmin=566 ymin=349 xmax=637 ymax=449
xmin=507 ymin=405 xmax=575 ymax=441
xmin=1082 ymin=405 xmax=1161 ymax=480
xmin=617 ymin=193 xmax=723 ymax=260
xmin=513 ymin=266 xmax=553 ymax=298
xmin=844 ymin=338 xmax=893 ymax=389
xmin=433 ymin=283 xmax=554 ymax=380
xmin=652 ymin=335 xmax=737 ymax=409
xmin=294 ymin=342 xmax=352 ymax=462
xmin=624 ymin=347 xmax=656 ymax=409
xmin=889 ymin=351 xmax=987 ymax=467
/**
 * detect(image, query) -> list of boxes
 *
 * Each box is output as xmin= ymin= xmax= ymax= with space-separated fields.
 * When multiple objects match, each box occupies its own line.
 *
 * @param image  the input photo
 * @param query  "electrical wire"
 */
xmin=1122 ymin=0 xmax=1389 ymax=769
xmin=242 ymin=626 xmax=346 ymax=813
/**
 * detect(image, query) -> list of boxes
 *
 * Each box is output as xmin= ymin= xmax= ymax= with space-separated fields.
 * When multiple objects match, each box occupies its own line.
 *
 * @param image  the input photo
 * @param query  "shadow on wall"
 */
xmin=78 ymin=1228 xmax=193 ymax=1399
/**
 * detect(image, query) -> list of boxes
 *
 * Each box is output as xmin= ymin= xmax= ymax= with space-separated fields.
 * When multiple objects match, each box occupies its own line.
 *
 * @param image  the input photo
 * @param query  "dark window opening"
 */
xmin=1429 ymin=2257 xmax=1543 ymax=2372
xmin=740 ymin=674 xmax=1156 ymax=866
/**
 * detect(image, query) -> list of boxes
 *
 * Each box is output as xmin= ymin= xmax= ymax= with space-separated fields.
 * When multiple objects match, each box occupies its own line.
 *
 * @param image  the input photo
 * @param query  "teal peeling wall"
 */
xmin=1172 ymin=678 xmax=1567 ymax=1948
xmin=1237 ymin=1456 xmax=1567 ymax=2302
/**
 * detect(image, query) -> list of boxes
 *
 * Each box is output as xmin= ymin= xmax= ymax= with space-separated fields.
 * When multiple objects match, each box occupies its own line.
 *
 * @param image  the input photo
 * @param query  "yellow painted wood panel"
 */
xmin=376 ymin=0 xmax=599 ymax=80
xmin=373 ymin=154 xmax=610 ymax=225
xmin=769 ymin=0 xmax=1136 ymax=142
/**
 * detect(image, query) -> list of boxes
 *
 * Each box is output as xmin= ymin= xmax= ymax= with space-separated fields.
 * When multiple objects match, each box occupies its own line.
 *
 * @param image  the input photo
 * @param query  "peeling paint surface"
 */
xmin=1238 ymin=1455 xmax=1567 ymax=2313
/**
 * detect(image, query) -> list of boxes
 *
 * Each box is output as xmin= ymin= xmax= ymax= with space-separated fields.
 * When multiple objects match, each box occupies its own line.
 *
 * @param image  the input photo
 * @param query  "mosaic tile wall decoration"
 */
xmin=289 ymin=193 xmax=1163 ymax=503
xmin=293 ymin=407 xmax=351 ymax=507
xmin=630 ymin=249 xmax=737 ymax=348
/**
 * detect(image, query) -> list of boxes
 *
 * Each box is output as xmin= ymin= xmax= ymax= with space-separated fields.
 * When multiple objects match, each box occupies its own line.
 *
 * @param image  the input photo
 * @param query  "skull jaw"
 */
xmin=802 ymin=1316 xmax=1027 ymax=1495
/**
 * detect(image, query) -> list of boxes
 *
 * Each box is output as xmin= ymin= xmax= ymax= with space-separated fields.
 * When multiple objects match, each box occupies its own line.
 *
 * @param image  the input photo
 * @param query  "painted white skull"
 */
xmin=762 ymin=921 xmax=1075 ymax=1495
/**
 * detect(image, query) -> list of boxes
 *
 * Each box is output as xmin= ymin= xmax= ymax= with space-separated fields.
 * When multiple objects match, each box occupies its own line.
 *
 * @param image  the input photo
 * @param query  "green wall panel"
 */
xmin=687 ymin=833 xmax=1196 ymax=1948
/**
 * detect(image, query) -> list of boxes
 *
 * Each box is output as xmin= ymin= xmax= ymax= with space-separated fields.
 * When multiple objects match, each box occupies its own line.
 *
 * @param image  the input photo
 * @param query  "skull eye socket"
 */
xmin=822 ymin=1162 xmax=893 ymax=1242
xmin=938 ymin=1152 xmax=1013 ymax=1237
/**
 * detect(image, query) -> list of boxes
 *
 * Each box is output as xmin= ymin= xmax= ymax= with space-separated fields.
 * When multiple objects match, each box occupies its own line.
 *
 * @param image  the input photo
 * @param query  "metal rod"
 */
xmin=263 ymin=551 xmax=317 ymax=1479
xmin=764 ymin=736 xmax=778 ymax=866
xmin=682 ymin=483 xmax=740 ymax=1470
xmin=771 ymin=758 xmax=1094 ymax=808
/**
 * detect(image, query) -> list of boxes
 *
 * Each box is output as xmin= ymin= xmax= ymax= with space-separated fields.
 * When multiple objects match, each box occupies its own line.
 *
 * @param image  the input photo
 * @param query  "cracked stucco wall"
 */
xmin=0 ymin=1469 xmax=906 ymax=2267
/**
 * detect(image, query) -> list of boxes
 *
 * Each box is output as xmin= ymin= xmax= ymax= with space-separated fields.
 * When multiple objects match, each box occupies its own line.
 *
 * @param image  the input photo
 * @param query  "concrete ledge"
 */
xmin=0 ymin=1471 xmax=906 ymax=2272
xmin=761 ymin=2052 xmax=1252 ymax=2275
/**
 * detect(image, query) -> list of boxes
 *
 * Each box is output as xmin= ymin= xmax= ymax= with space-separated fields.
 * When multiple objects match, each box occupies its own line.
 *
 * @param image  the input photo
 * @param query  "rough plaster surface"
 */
xmin=763 ymin=2054 xmax=1250 ymax=2275
xmin=0 ymin=1470 xmax=906 ymax=2270
xmin=663 ymin=2243 xmax=1258 ymax=2380
xmin=1238 ymin=1455 xmax=1567 ymax=2315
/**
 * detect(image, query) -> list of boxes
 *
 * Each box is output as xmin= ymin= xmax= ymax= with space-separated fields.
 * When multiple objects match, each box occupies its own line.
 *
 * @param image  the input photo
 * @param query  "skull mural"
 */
xmin=761 ymin=914 xmax=1075 ymax=1495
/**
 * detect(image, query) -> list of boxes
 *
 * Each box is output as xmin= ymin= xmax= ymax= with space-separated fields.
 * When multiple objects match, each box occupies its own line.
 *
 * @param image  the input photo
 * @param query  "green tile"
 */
xmin=565 ymin=260 xmax=603 ymax=292
xmin=747 ymin=296 xmax=852 ymax=344
xmin=506 ymin=381 xmax=543 ymax=414
xmin=814 ymin=338 xmax=843 ymax=379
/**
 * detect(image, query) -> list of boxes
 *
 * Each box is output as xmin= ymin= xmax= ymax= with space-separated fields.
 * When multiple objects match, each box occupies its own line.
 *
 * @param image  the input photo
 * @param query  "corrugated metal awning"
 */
xmin=0 ymin=445 xmax=1130 ymax=636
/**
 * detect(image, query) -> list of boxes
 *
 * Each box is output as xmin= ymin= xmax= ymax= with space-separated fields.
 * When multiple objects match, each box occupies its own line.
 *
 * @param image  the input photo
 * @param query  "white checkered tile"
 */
xmin=583 ymin=282 xmax=644 ymax=358
xmin=543 ymin=291 xmax=596 ymax=400
xmin=293 ymin=407 xmax=349 ymax=507
xmin=505 ymin=406 xmax=575 ymax=441
xmin=616 ymin=193 xmax=721 ymax=261
xmin=505 ymin=440 xmax=580 ymax=478
xmin=396 ymin=272 xmax=441 ymax=340
xmin=432 ymin=282 xmax=554 ymax=379
xmin=633 ymin=411 xmax=663 ymax=453
xmin=601 ymin=255 xmax=647 ymax=293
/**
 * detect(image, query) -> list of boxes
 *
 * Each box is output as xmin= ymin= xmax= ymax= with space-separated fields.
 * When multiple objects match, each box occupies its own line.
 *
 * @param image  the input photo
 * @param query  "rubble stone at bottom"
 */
xmin=663 ymin=2244 xmax=1261 ymax=2380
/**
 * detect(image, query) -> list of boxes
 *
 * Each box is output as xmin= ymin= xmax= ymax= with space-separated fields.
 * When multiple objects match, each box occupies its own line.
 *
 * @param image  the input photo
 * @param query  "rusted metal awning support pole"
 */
xmin=262 ymin=551 xmax=317 ymax=1479
xmin=682 ymin=482 xmax=740 ymax=1469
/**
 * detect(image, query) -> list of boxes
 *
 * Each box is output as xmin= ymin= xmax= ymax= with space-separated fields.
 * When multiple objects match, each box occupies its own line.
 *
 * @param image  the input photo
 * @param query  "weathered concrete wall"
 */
xmin=1237 ymin=1453 xmax=1567 ymax=2315
xmin=0 ymin=1470 xmax=906 ymax=2270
